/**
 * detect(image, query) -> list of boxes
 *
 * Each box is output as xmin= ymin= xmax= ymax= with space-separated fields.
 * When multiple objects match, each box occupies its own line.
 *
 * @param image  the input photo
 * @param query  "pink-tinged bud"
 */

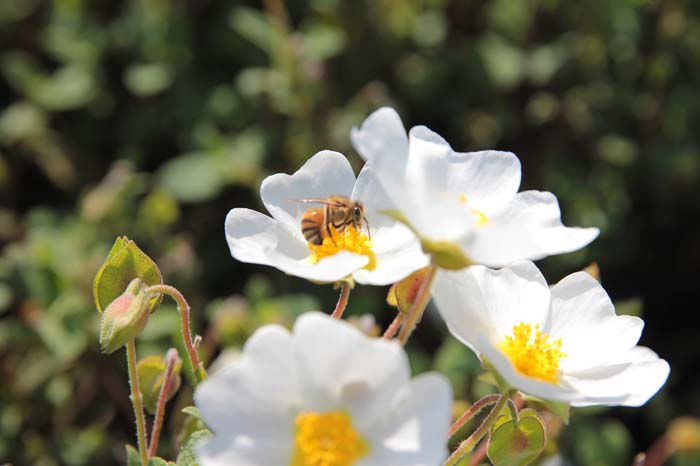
xmin=99 ymin=278 xmax=150 ymax=354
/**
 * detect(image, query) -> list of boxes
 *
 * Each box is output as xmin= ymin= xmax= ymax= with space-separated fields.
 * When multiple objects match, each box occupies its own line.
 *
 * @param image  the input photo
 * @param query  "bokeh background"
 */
xmin=1 ymin=0 xmax=699 ymax=465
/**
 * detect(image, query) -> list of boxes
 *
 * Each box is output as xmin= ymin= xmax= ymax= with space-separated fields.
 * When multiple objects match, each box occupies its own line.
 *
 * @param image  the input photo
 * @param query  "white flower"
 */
xmin=225 ymin=150 xmax=429 ymax=285
xmin=351 ymin=108 xmax=599 ymax=268
xmin=195 ymin=312 xmax=452 ymax=466
xmin=433 ymin=261 xmax=670 ymax=407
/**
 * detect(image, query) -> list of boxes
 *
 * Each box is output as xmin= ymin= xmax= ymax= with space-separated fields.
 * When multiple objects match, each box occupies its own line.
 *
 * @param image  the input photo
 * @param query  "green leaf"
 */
xmin=125 ymin=444 xmax=141 ymax=466
xmin=176 ymin=429 xmax=212 ymax=466
xmin=93 ymin=236 xmax=162 ymax=314
xmin=487 ymin=411 xmax=546 ymax=466
xmin=147 ymin=457 xmax=177 ymax=466
xmin=158 ymin=152 xmax=228 ymax=203
xmin=182 ymin=406 xmax=204 ymax=423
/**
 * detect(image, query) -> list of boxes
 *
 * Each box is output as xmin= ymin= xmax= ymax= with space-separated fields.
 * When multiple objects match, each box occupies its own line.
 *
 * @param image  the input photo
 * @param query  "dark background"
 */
xmin=1 ymin=0 xmax=699 ymax=465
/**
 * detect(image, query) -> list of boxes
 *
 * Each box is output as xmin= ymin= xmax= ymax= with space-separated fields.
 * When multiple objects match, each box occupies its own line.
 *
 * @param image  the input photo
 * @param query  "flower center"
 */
xmin=307 ymin=225 xmax=376 ymax=271
xmin=457 ymin=193 xmax=488 ymax=227
xmin=499 ymin=322 xmax=566 ymax=384
xmin=291 ymin=411 xmax=369 ymax=466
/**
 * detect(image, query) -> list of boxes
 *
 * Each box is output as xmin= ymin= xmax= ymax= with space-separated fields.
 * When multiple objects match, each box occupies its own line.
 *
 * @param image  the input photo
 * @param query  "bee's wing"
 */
xmin=288 ymin=198 xmax=345 ymax=207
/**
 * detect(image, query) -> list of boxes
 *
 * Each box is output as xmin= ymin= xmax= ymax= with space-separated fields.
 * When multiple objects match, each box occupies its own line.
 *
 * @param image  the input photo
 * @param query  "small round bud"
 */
xmin=99 ymin=278 xmax=151 ymax=354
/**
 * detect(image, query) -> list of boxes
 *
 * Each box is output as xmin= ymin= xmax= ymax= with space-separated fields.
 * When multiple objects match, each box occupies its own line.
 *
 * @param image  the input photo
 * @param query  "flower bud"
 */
xmin=99 ymin=278 xmax=151 ymax=354
xmin=137 ymin=350 xmax=183 ymax=414
xmin=387 ymin=267 xmax=431 ymax=314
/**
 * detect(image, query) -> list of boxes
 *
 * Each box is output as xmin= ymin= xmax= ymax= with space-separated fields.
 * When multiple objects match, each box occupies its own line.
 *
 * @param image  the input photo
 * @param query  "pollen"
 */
xmin=307 ymin=225 xmax=376 ymax=271
xmin=499 ymin=322 xmax=567 ymax=384
xmin=457 ymin=192 xmax=489 ymax=227
xmin=291 ymin=411 xmax=369 ymax=466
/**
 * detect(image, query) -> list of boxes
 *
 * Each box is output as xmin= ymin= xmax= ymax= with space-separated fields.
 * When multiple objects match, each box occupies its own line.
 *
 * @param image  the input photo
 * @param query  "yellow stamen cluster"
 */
xmin=307 ymin=225 xmax=376 ymax=271
xmin=291 ymin=411 xmax=369 ymax=466
xmin=457 ymin=192 xmax=489 ymax=227
xmin=499 ymin=323 xmax=566 ymax=384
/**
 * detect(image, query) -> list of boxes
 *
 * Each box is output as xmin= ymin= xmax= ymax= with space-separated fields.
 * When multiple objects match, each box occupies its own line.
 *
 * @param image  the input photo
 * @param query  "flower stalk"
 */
xmin=398 ymin=264 xmax=437 ymax=345
xmin=383 ymin=311 xmax=405 ymax=340
xmin=126 ymin=339 xmax=148 ymax=466
xmin=146 ymin=284 xmax=206 ymax=385
xmin=331 ymin=281 xmax=352 ymax=319
xmin=449 ymin=394 xmax=502 ymax=437
xmin=147 ymin=348 xmax=179 ymax=458
xmin=443 ymin=393 xmax=509 ymax=466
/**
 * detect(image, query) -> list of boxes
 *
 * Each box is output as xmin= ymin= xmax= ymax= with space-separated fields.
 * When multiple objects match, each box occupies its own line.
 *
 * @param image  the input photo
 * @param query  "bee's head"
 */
xmin=352 ymin=202 xmax=364 ymax=226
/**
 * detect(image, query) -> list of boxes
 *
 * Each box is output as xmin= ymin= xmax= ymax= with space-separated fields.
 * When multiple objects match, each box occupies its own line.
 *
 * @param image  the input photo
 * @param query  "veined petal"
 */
xmin=547 ymin=272 xmax=644 ymax=372
xmin=260 ymin=150 xmax=356 ymax=233
xmin=563 ymin=346 xmax=670 ymax=407
xmin=351 ymin=107 xmax=408 ymax=164
xmin=351 ymin=164 xmax=396 ymax=229
xmin=443 ymin=150 xmax=521 ymax=214
xmin=225 ymin=208 xmax=308 ymax=265
xmin=360 ymin=373 xmax=451 ymax=466
xmin=292 ymin=312 xmax=411 ymax=430
xmin=405 ymin=126 xmax=453 ymax=189
xmin=463 ymin=190 xmax=599 ymax=267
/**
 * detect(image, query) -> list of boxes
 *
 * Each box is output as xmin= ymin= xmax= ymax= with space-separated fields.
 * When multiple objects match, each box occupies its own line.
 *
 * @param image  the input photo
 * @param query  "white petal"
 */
xmin=547 ymin=272 xmax=644 ymax=372
xmin=292 ymin=312 xmax=411 ymax=430
xmin=405 ymin=126 xmax=453 ymax=189
xmin=352 ymin=231 xmax=429 ymax=285
xmin=563 ymin=346 xmax=670 ymax=407
xmin=225 ymin=208 xmax=308 ymax=265
xmin=352 ymin=163 xmax=397 ymax=228
xmin=434 ymin=262 xmax=551 ymax=352
xmin=443 ymin=150 xmax=521 ymax=213
xmin=225 ymin=208 xmax=369 ymax=283
xmin=274 ymin=250 xmax=370 ymax=283
xmin=260 ymin=150 xmax=356 ymax=233
xmin=351 ymin=107 xmax=408 ymax=163
xmin=478 ymin=335 xmax=579 ymax=403
xmin=464 ymin=191 xmax=599 ymax=267
xmin=360 ymin=373 xmax=452 ymax=466
xmin=194 ymin=325 xmax=296 ymax=466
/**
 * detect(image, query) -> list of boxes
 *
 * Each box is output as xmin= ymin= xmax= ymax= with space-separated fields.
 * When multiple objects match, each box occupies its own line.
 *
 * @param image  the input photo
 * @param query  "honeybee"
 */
xmin=296 ymin=195 xmax=370 ymax=245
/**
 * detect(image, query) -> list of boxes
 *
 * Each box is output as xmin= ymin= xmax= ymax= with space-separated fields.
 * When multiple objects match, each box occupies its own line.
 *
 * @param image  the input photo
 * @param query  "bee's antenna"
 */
xmin=364 ymin=215 xmax=371 ymax=241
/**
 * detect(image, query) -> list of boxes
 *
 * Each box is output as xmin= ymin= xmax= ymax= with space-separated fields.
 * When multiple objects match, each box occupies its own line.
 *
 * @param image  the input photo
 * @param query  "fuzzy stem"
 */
xmin=331 ymin=282 xmax=352 ymax=319
xmin=397 ymin=265 xmax=437 ymax=345
xmin=443 ymin=394 xmax=509 ymax=466
xmin=126 ymin=339 xmax=148 ymax=466
xmin=383 ymin=312 xmax=405 ymax=340
xmin=147 ymin=284 xmax=205 ymax=385
xmin=449 ymin=394 xmax=501 ymax=437
xmin=147 ymin=349 xmax=179 ymax=458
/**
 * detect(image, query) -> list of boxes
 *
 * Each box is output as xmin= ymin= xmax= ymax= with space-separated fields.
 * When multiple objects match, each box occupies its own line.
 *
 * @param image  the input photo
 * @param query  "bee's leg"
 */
xmin=364 ymin=216 xmax=371 ymax=241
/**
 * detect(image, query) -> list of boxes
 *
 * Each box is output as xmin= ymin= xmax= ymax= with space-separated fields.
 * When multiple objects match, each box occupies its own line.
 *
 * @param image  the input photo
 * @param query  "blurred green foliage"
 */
xmin=1 ymin=0 xmax=699 ymax=465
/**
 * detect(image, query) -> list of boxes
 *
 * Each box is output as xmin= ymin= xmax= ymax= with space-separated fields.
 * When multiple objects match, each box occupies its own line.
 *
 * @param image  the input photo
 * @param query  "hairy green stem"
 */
xmin=398 ymin=265 xmax=437 ymax=345
xmin=147 ymin=349 xmax=178 ymax=458
xmin=331 ymin=282 xmax=352 ymax=319
xmin=449 ymin=394 xmax=502 ymax=437
xmin=126 ymin=339 xmax=148 ymax=466
xmin=443 ymin=394 xmax=509 ymax=466
xmin=147 ymin=284 xmax=205 ymax=385
xmin=383 ymin=311 xmax=405 ymax=340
